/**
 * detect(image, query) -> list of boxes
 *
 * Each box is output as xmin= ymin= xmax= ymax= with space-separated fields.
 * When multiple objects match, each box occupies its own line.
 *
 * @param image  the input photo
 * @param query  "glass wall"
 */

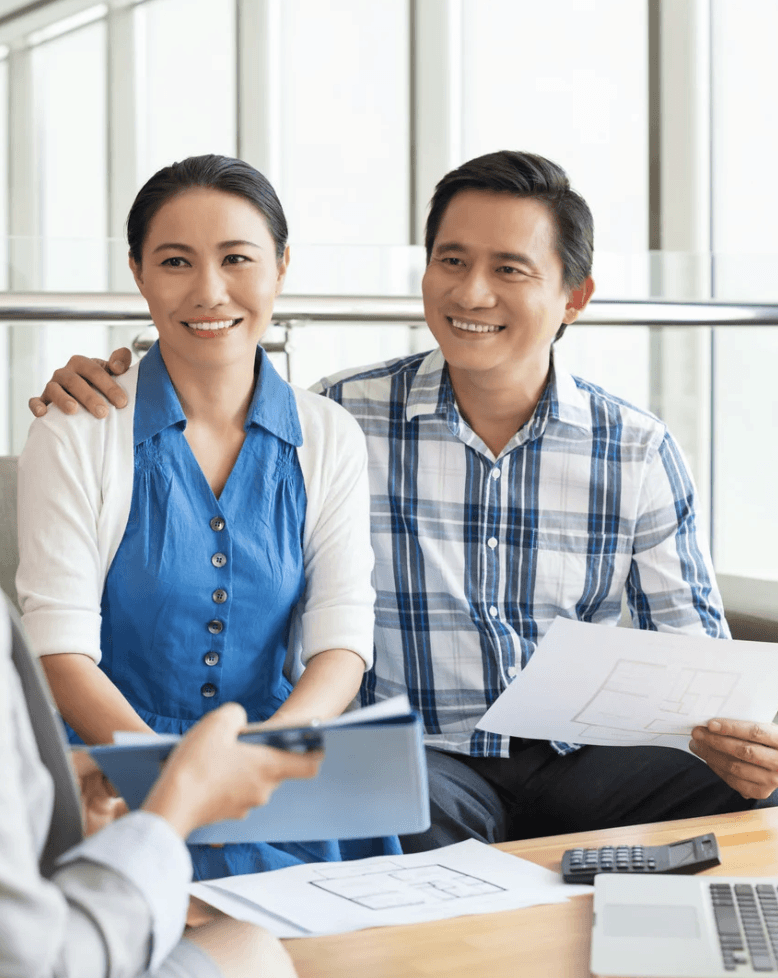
xmin=1 ymin=0 xmax=778 ymax=608
xmin=710 ymin=0 xmax=778 ymax=580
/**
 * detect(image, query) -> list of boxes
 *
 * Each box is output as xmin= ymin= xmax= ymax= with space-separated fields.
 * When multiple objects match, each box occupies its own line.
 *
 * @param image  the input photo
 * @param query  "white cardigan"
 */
xmin=17 ymin=360 xmax=376 ymax=670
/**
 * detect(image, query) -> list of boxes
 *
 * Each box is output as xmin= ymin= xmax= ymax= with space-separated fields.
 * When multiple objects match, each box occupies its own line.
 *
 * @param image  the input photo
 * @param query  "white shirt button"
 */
xmin=489 ymin=606 xmax=498 ymax=617
xmin=491 ymin=468 xmax=501 ymax=480
xmin=507 ymin=665 xmax=517 ymax=678
xmin=487 ymin=537 xmax=498 ymax=549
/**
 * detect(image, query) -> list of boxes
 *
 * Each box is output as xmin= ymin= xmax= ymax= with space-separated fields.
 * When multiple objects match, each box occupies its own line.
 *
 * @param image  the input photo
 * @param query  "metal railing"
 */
xmin=2 ymin=292 xmax=778 ymax=327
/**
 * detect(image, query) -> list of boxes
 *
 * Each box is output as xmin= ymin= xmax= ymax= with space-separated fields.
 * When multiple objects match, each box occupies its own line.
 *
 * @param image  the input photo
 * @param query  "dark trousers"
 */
xmin=401 ymin=740 xmax=768 ymax=853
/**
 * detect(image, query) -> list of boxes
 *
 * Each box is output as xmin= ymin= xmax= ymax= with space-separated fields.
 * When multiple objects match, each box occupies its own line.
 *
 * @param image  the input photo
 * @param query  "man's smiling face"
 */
xmin=422 ymin=189 xmax=589 ymax=386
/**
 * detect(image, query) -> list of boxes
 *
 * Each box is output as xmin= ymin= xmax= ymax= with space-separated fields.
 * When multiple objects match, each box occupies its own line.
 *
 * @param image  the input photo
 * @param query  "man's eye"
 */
xmin=224 ymin=254 xmax=249 ymax=265
xmin=498 ymin=265 xmax=525 ymax=275
xmin=161 ymin=256 xmax=189 ymax=267
xmin=440 ymin=256 xmax=464 ymax=266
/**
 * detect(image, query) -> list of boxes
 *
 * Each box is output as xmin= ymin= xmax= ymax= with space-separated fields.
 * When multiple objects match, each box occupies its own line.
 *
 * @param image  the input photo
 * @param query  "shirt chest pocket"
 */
xmin=531 ymin=535 xmax=632 ymax=618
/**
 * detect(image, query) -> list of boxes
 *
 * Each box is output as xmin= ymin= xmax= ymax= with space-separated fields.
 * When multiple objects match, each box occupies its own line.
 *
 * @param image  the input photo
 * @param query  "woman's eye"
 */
xmin=161 ymin=256 xmax=189 ymax=267
xmin=223 ymin=254 xmax=249 ymax=265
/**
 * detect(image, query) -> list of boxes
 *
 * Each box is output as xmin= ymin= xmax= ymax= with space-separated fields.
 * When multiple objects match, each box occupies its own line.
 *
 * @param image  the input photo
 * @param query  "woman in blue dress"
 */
xmin=16 ymin=154 xmax=400 ymax=880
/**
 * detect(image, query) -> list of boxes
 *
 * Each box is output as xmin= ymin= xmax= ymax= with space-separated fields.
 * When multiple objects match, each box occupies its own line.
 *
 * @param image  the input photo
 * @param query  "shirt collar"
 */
xmin=134 ymin=342 xmax=302 ymax=447
xmin=403 ymin=346 xmax=591 ymax=440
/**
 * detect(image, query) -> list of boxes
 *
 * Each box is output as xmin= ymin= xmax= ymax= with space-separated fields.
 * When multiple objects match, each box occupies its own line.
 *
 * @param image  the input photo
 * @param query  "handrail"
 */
xmin=1 ymin=292 xmax=778 ymax=326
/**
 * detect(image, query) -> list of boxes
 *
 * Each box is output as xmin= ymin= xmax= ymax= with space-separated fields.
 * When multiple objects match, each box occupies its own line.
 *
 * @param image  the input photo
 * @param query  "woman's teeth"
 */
xmin=184 ymin=319 xmax=237 ymax=331
xmin=451 ymin=318 xmax=502 ymax=334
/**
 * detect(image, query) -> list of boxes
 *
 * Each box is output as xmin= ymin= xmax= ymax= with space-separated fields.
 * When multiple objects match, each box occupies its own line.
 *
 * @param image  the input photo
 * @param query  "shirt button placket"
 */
xmin=203 ymin=514 xmax=229 ymax=703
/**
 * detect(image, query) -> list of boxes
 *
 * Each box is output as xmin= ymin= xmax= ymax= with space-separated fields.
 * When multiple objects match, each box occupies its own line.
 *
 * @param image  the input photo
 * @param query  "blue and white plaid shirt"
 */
xmin=314 ymin=348 xmax=729 ymax=758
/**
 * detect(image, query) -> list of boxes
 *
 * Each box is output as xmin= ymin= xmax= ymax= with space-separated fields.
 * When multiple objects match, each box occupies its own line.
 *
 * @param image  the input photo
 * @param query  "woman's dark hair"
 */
xmin=127 ymin=154 xmax=288 ymax=264
xmin=424 ymin=151 xmax=594 ymax=340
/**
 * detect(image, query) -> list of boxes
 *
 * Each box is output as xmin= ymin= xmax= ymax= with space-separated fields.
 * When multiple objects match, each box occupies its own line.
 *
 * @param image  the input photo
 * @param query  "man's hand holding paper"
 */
xmin=690 ymin=718 xmax=778 ymax=800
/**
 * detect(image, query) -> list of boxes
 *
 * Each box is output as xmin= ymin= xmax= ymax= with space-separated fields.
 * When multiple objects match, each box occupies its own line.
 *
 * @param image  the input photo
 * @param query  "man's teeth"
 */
xmin=451 ymin=318 xmax=502 ymax=334
xmin=185 ymin=319 xmax=237 ymax=330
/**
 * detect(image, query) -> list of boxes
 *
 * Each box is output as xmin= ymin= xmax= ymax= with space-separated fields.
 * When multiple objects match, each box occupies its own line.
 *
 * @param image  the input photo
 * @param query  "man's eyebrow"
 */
xmin=493 ymin=250 xmax=537 ymax=269
xmin=151 ymin=239 xmax=262 ymax=254
xmin=434 ymin=241 xmax=538 ymax=269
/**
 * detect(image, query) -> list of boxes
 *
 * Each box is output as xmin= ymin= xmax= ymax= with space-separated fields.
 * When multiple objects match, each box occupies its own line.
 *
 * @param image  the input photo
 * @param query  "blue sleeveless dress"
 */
xmin=82 ymin=343 xmax=400 ymax=879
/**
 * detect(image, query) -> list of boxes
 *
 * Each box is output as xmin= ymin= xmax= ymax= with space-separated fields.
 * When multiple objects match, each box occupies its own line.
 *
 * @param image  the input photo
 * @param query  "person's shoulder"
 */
xmin=27 ymin=361 xmax=140 ymax=447
xmin=291 ymin=382 xmax=367 ymax=444
xmin=311 ymin=351 xmax=430 ymax=399
xmin=571 ymin=374 xmax=668 ymax=437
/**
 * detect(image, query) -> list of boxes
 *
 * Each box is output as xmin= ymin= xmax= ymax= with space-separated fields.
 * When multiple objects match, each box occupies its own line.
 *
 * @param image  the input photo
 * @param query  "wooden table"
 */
xmin=284 ymin=808 xmax=778 ymax=978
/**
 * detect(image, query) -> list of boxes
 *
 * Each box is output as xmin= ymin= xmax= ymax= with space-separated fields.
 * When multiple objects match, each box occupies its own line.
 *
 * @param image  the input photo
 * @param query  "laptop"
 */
xmin=591 ymin=873 xmax=778 ymax=976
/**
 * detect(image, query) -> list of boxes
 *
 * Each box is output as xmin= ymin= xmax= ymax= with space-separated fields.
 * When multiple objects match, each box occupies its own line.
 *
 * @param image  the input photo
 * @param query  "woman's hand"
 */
xmin=142 ymin=702 xmax=323 ymax=839
xmin=70 ymin=749 xmax=129 ymax=836
xmin=28 ymin=348 xmax=132 ymax=418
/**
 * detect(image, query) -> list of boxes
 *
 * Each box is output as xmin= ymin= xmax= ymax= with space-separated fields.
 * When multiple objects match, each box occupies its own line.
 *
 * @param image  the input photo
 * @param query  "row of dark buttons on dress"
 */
xmin=203 ymin=516 xmax=227 ymax=698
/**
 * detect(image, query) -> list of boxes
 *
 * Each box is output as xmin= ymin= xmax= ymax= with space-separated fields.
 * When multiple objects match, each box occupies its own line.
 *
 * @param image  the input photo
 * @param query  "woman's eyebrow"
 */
xmin=152 ymin=242 xmax=195 ymax=254
xmin=218 ymin=239 xmax=262 ymax=250
xmin=151 ymin=239 xmax=262 ymax=254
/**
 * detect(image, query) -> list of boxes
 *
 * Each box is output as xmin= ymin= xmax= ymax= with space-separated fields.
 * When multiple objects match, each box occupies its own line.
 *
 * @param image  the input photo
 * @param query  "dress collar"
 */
xmin=134 ymin=342 xmax=302 ymax=447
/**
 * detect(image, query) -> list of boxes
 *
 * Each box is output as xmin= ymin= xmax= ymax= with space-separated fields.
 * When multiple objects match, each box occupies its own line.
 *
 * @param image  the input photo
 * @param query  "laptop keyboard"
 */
xmin=711 ymin=883 xmax=778 ymax=971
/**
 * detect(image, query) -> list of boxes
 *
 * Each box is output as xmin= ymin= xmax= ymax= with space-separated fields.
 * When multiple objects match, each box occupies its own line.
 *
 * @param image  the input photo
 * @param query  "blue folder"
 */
xmin=88 ymin=709 xmax=430 ymax=844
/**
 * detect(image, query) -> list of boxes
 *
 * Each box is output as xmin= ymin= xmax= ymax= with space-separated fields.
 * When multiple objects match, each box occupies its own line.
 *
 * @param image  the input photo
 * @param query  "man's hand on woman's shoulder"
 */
xmin=29 ymin=347 xmax=132 ymax=419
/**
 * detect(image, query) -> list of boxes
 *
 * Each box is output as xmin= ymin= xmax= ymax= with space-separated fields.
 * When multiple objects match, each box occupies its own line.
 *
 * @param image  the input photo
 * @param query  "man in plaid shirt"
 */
xmin=39 ymin=151 xmax=778 ymax=850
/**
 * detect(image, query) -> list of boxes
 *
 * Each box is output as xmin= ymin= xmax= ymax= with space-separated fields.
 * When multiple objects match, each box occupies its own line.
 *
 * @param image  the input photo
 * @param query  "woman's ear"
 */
xmin=128 ymin=253 xmax=145 ymax=294
xmin=275 ymin=245 xmax=291 ymax=296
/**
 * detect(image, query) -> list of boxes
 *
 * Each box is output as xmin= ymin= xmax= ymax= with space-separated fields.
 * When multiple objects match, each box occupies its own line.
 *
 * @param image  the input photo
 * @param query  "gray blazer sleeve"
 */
xmin=0 ymin=603 xmax=192 ymax=978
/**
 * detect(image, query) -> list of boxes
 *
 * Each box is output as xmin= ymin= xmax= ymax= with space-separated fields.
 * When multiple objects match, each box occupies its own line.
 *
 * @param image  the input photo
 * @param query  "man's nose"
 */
xmin=450 ymin=266 xmax=496 ymax=308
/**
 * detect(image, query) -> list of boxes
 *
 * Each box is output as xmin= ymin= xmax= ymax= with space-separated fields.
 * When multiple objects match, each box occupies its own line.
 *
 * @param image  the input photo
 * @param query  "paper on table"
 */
xmin=477 ymin=617 xmax=778 ymax=752
xmin=192 ymin=839 xmax=591 ymax=937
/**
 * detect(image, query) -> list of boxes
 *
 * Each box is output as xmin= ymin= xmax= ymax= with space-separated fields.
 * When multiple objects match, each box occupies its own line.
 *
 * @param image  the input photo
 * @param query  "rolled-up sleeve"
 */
xmin=628 ymin=430 xmax=730 ymax=638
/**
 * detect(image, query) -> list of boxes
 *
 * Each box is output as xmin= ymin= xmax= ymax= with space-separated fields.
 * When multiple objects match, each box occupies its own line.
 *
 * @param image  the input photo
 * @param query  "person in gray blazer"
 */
xmin=0 ymin=594 xmax=321 ymax=978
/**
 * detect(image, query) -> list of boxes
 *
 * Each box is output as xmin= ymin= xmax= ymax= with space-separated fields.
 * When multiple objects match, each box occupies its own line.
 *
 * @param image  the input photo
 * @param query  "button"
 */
xmin=204 ymin=651 xmax=220 ymax=666
xmin=489 ymin=606 xmax=498 ymax=617
xmin=507 ymin=665 xmax=517 ymax=678
xmin=212 ymin=589 xmax=228 ymax=604
xmin=201 ymin=683 xmax=217 ymax=698
xmin=210 ymin=516 xmax=225 ymax=532
xmin=491 ymin=468 xmax=501 ymax=480
xmin=487 ymin=537 xmax=498 ymax=549
xmin=207 ymin=619 xmax=223 ymax=634
xmin=212 ymin=552 xmax=227 ymax=568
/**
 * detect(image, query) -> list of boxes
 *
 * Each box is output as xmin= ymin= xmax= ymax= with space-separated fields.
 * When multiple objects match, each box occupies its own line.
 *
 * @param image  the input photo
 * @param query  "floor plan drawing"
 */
xmin=571 ymin=659 xmax=739 ymax=742
xmin=308 ymin=862 xmax=507 ymax=910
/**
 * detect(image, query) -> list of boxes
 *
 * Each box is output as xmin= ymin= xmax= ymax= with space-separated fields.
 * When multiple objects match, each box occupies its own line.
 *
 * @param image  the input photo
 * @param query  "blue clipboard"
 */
xmin=88 ymin=711 xmax=430 ymax=843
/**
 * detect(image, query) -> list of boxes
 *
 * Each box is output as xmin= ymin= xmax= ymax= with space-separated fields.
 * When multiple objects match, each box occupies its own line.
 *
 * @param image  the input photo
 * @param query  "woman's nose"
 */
xmin=192 ymin=263 xmax=229 ymax=308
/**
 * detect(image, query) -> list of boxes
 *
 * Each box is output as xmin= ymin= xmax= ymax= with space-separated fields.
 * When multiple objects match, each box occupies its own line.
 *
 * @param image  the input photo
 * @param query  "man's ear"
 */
xmin=129 ymin=253 xmax=145 ymax=295
xmin=562 ymin=276 xmax=595 ymax=324
xmin=275 ymin=244 xmax=291 ymax=297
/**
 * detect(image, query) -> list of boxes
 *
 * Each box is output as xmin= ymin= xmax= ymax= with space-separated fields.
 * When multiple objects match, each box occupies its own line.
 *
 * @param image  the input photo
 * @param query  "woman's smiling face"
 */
xmin=130 ymin=186 xmax=288 ymax=372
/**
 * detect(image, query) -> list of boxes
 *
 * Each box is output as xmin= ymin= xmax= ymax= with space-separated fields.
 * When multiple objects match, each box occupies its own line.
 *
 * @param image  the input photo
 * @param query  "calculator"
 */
xmin=561 ymin=832 xmax=721 ymax=884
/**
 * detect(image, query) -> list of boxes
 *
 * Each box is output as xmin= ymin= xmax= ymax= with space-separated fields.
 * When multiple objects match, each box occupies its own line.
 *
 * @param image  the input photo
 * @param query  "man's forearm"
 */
xmin=40 ymin=653 xmax=153 ymax=745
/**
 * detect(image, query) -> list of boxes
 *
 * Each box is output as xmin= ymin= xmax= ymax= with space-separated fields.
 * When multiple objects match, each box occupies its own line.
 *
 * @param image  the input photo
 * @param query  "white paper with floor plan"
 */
xmin=191 ymin=840 xmax=591 ymax=937
xmin=476 ymin=617 xmax=778 ymax=753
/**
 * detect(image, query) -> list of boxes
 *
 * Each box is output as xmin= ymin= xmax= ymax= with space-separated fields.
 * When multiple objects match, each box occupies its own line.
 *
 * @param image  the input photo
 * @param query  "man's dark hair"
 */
xmin=127 ymin=154 xmax=288 ymax=265
xmin=424 ymin=150 xmax=594 ymax=341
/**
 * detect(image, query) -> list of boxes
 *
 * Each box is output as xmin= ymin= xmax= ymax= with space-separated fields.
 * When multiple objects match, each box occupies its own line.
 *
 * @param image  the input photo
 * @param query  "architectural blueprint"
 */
xmin=191 ymin=839 xmax=590 ymax=936
xmin=477 ymin=617 xmax=778 ymax=752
